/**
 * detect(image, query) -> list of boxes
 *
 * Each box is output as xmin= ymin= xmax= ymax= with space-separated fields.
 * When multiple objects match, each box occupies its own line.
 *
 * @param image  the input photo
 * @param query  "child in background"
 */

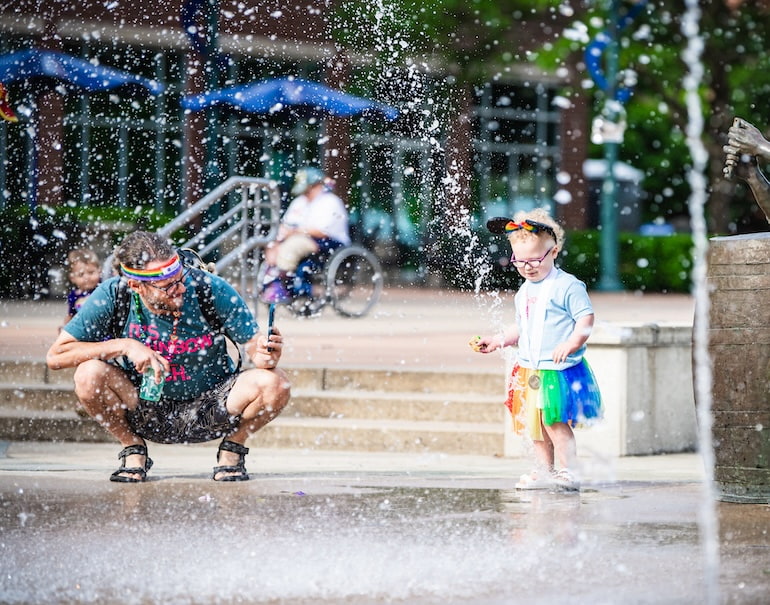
xmin=63 ymin=248 xmax=102 ymax=326
xmin=470 ymin=208 xmax=602 ymax=491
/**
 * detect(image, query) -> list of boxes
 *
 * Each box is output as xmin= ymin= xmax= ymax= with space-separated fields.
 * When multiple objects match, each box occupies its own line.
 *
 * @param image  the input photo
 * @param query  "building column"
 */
xmin=443 ymin=83 xmax=474 ymax=224
xmin=181 ymin=55 xmax=208 ymax=209
xmin=557 ymin=90 xmax=590 ymax=230
xmin=34 ymin=10 xmax=64 ymax=208
xmin=323 ymin=50 xmax=352 ymax=203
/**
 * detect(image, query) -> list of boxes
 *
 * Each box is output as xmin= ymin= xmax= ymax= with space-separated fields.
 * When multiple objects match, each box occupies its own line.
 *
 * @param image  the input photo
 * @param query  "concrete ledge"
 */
xmin=1 ymin=321 xmax=698 ymax=459
xmin=505 ymin=322 xmax=697 ymax=458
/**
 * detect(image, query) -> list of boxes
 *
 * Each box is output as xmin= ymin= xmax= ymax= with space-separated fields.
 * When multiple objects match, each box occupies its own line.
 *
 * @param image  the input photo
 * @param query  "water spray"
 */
xmin=681 ymin=2 xmax=720 ymax=603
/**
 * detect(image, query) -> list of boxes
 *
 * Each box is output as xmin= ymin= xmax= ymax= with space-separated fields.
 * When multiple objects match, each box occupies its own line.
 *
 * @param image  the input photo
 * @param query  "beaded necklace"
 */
xmin=132 ymin=292 xmax=182 ymax=358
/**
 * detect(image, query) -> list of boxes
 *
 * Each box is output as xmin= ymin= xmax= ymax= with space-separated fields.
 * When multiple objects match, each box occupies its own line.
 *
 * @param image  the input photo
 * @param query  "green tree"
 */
xmin=337 ymin=0 xmax=770 ymax=234
xmin=534 ymin=0 xmax=770 ymax=234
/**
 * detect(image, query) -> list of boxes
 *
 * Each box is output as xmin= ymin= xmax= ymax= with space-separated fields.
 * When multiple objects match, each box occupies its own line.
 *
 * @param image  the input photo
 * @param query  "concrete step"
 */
xmin=0 ymin=408 xmax=504 ymax=455
xmin=1 ymin=383 xmax=81 ymax=411
xmin=287 ymin=391 xmax=504 ymax=424
xmin=0 ymin=360 xmax=75 ymax=386
xmin=0 ymin=385 xmax=503 ymax=422
xmin=0 ymin=359 xmax=507 ymax=455
xmin=0 ymin=360 xmax=503 ymax=396
xmin=0 ymin=407 xmax=109 ymax=442
xmin=297 ymin=366 xmax=503 ymax=396
xmin=257 ymin=416 xmax=504 ymax=455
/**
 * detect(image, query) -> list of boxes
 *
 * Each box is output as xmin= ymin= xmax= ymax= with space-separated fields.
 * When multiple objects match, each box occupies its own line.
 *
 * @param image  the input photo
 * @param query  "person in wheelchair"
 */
xmin=261 ymin=167 xmax=350 ymax=303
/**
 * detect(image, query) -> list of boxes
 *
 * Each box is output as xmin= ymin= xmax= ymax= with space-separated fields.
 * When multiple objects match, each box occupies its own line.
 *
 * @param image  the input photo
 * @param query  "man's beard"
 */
xmin=144 ymin=292 xmax=182 ymax=313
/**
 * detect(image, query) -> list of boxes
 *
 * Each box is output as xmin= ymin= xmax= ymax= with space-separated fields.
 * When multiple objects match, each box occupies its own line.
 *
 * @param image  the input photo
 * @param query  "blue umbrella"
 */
xmin=0 ymin=49 xmax=164 ymax=95
xmin=0 ymin=49 xmax=164 ymax=209
xmin=182 ymin=77 xmax=398 ymax=120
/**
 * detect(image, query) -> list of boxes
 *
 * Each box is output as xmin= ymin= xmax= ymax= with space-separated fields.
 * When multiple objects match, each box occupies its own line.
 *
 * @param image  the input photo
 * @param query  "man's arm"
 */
xmin=46 ymin=330 xmax=167 ymax=375
xmin=740 ymin=159 xmax=770 ymax=224
xmin=278 ymin=225 xmax=329 ymax=240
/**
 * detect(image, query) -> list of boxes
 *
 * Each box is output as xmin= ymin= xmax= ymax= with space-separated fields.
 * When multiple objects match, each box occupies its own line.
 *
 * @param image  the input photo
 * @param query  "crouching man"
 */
xmin=46 ymin=231 xmax=290 ymax=482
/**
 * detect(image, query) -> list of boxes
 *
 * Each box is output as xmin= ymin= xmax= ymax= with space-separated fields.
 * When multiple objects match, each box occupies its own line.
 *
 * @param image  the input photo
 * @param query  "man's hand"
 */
xmin=246 ymin=326 xmax=283 ymax=369
xmin=126 ymin=339 xmax=170 ymax=380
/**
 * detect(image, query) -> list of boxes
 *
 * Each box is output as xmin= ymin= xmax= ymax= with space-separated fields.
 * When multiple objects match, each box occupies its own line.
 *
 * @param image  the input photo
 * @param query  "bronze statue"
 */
xmin=723 ymin=117 xmax=770 ymax=223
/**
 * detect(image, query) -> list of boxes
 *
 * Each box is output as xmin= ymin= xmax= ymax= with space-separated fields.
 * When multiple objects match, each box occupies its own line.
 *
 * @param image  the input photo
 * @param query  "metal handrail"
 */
xmin=157 ymin=176 xmax=281 ymax=315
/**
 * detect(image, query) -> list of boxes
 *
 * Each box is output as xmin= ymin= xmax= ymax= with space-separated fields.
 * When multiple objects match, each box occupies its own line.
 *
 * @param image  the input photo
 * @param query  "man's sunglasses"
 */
xmin=144 ymin=270 xmax=188 ymax=294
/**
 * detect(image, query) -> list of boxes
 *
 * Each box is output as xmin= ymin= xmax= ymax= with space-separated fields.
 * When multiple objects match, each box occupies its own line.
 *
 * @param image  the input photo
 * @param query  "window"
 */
xmin=472 ymin=81 xmax=561 ymax=222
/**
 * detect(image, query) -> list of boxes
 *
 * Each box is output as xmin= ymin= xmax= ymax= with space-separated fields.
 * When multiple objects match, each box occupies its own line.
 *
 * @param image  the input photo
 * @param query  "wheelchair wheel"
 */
xmin=287 ymin=288 xmax=327 ymax=317
xmin=325 ymin=246 xmax=383 ymax=318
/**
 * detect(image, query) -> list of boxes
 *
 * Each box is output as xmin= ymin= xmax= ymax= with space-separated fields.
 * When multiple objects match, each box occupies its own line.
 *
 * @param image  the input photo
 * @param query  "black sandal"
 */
xmin=110 ymin=444 xmax=153 ymax=483
xmin=212 ymin=440 xmax=250 ymax=482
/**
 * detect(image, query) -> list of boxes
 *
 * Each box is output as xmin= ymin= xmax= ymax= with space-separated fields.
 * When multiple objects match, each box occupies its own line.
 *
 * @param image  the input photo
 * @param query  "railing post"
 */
xmin=156 ymin=176 xmax=281 ymax=321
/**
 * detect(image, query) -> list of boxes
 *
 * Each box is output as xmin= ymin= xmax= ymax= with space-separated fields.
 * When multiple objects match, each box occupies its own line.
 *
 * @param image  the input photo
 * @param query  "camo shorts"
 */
xmin=126 ymin=374 xmax=241 ymax=444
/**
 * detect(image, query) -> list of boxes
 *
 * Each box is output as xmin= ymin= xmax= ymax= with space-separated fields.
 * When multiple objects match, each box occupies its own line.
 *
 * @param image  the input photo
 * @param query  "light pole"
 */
xmin=203 ymin=0 xmax=221 ymax=197
xmin=596 ymin=0 xmax=624 ymax=291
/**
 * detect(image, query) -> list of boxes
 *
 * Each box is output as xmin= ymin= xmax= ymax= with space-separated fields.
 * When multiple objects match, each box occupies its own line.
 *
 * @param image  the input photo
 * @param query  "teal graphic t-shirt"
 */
xmin=64 ymin=274 xmax=258 ymax=400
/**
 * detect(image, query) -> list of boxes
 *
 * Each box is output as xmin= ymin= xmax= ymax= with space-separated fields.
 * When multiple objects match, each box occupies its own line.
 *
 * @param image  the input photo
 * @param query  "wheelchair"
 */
xmin=259 ymin=245 xmax=383 ymax=318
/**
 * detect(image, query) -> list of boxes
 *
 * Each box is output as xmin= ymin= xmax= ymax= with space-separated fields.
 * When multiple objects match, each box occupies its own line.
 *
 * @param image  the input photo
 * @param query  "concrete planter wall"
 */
xmin=504 ymin=322 xmax=697 ymax=458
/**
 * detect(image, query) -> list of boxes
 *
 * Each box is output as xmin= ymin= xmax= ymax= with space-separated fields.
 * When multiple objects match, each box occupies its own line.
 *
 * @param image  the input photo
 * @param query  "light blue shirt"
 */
xmin=514 ymin=268 xmax=593 ymax=371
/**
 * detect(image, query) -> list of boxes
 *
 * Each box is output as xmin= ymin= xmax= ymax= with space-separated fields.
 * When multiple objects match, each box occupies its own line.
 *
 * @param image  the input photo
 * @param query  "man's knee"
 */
xmin=233 ymin=368 xmax=291 ymax=411
xmin=73 ymin=360 xmax=111 ymax=397
xmin=262 ymin=368 xmax=291 ymax=406
xmin=73 ymin=361 xmax=133 ymax=409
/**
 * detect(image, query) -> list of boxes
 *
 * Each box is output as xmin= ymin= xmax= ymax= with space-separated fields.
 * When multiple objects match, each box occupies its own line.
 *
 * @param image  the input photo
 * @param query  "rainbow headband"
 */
xmin=120 ymin=255 xmax=182 ymax=282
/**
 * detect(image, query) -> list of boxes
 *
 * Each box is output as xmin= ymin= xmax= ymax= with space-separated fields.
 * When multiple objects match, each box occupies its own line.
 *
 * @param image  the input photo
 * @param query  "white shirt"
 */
xmin=282 ymin=190 xmax=351 ymax=246
xmin=514 ymin=268 xmax=593 ymax=370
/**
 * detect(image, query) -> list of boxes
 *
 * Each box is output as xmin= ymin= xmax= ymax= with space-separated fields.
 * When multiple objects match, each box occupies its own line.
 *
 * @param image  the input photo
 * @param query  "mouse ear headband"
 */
xmin=486 ymin=217 xmax=556 ymax=239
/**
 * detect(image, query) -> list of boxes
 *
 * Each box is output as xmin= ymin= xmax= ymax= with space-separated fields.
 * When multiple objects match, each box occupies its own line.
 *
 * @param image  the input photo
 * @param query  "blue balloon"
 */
xmin=584 ymin=0 xmax=647 ymax=104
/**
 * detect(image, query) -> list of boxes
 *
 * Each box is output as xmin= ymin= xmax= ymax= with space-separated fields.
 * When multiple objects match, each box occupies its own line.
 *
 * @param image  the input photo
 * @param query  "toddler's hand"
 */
xmin=469 ymin=335 xmax=498 ymax=354
xmin=552 ymin=342 xmax=574 ymax=364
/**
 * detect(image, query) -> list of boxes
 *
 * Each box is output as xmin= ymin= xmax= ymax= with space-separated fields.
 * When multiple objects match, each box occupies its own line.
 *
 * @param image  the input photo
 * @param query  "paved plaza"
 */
xmin=0 ymin=287 xmax=696 ymax=368
xmin=1 ymin=289 xmax=769 ymax=604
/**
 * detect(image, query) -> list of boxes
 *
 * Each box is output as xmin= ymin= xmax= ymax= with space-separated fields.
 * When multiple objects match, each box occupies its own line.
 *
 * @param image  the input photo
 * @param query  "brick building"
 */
xmin=0 ymin=1 xmax=590 ymax=285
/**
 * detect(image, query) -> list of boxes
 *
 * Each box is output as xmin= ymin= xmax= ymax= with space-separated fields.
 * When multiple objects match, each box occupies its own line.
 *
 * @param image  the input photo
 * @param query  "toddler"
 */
xmin=63 ymin=248 xmax=101 ymax=325
xmin=471 ymin=208 xmax=602 ymax=491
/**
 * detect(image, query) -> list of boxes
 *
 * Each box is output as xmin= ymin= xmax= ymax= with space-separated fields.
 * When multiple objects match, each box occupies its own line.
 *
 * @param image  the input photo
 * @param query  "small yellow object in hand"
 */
xmin=468 ymin=335 xmax=483 ymax=352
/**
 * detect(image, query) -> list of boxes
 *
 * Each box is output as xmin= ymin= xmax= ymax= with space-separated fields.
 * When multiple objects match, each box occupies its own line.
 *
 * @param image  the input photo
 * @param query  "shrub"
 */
xmin=0 ymin=205 xmax=174 ymax=298
xmin=439 ymin=229 xmax=694 ymax=294
xmin=561 ymin=230 xmax=694 ymax=293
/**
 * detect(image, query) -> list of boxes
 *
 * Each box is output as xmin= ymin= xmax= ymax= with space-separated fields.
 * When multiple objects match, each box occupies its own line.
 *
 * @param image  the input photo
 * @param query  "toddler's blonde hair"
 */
xmin=507 ymin=208 xmax=565 ymax=251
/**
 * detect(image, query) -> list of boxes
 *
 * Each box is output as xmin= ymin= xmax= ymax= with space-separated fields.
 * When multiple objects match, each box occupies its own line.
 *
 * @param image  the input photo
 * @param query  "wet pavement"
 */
xmin=1 ymin=443 xmax=769 ymax=604
xmin=2 ymin=290 xmax=769 ymax=603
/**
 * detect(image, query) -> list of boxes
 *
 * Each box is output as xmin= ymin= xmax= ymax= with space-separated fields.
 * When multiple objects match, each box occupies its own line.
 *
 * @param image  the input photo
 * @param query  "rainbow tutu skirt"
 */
xmin=505 ymin=359 xmax=603 ymax=440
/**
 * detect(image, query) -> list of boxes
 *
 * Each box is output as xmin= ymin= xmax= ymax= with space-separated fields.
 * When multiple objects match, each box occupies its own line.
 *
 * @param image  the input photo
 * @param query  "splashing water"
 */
xmin=347 ymin=0 xmax=495 ymax=304
xmin=681 ymin=2 xmax=719 ymax=604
